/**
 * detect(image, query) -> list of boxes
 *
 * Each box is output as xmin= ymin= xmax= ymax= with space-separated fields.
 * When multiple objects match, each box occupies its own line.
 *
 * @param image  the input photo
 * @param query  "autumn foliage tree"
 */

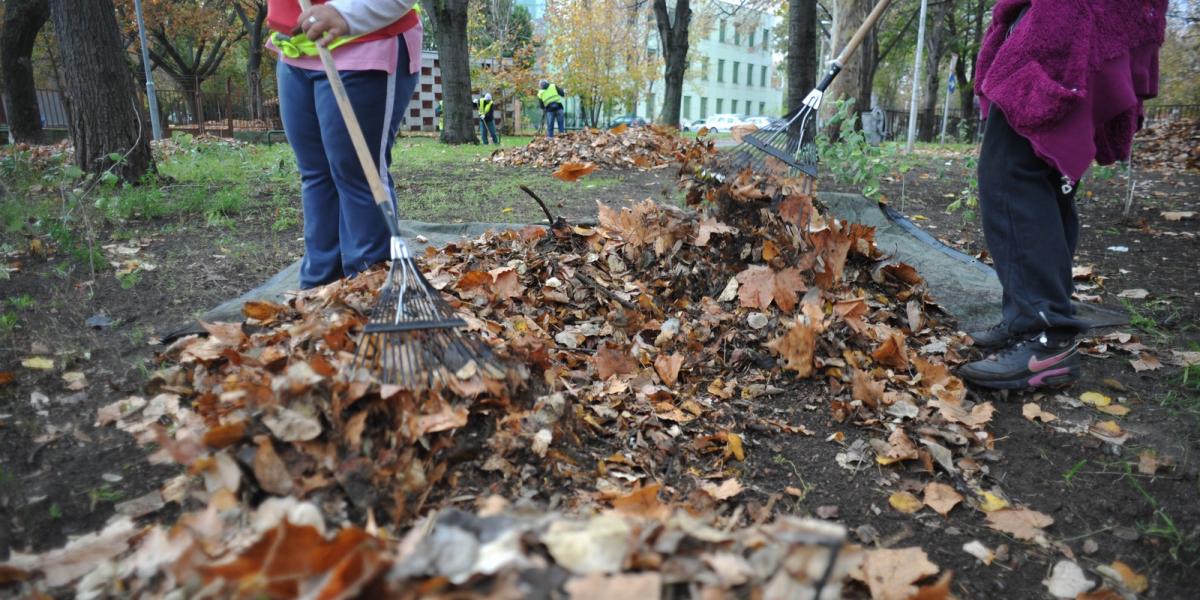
xmin=544 ymin=0 xmax=661 ymax=127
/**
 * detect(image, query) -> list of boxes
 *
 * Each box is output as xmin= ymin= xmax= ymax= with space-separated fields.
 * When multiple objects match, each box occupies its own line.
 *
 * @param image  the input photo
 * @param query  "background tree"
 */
xmin=469 ymin=0 xmax=535 ymax=133
xmin=823 ymin=0 xmax=881 ymax=131
xmin=650 ymin=0 xmax=691 ymax=127
xmin=430 ymin=0 xmax=477 ymax=143
xmin=1 ymin=0 xmax=50 ymax=143
xmin=49 ymin=0 xmax=154 ymax=182
xmin=785 ymin=0 xmax=817 ymax=111
xmin=230 ymin=0 xmax=267 ymax=120
xmin=917 ymin=0 xmax=951 ymax=140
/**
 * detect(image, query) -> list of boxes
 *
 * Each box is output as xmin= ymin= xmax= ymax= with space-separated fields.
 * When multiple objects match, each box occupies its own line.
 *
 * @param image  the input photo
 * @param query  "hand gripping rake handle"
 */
xmin=297 ymin=0 xmax=403 ymax=236
xmin=804 ymin=0 xmax=895 ymax=110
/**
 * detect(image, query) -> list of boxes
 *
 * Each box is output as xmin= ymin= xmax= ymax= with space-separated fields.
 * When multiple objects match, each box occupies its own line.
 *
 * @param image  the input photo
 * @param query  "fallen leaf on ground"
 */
xmin=610 ymin=483 xmax=670 ymax=520
xmin=986 ymin=508 xmax=1054 ymax=541
xmin=552 ymin=161 xmax=598 ymax=182
xmin=888 ymin=491 xmax=923 ymax=514
xmin=1089 ymin=420 xmax=1129 ymax=445
xmin=654 ymin=353 xmax=684 ymax=387
xmin=593 ymin=346 xmax=637 ymax=380
xmin=21 ymin=357 xmax=53 ymax=370
xmin=565 ymin=572 xmax=663 ymax=600
xmin=542 ymin=515 xmax=631 ymax=575
xmin=1137 ymin=450 xmax=1160 ymax=475
xmin=1095 ymin=403 xmax=1130 ymax=417
xmin=962 ymin=540 xmax=994 ymax=565
xmin=1161 ymin=210 xmax=1196 ymax=221
xmin=701 ymin=478 xmax=744 ymax=501
xmin=1130 ymin=353 xmax=1162 ymax=372
xmin=1101 ymin=560 xmax=1148 ymax=593
xmin=735 ymin=265 xmax=806 ymax=313
xmin=857 ymin=547 xmax=939 ymax=600
xmin=1022 ymin=403 xmax=1058 ymax=423
xmin=1080 ymin=391 xmax=1111 ymax=407
xmin=1116 ymin=288 xmax=1149 ymax=299
xmin=923 ymin=482 xmax=963 ymax=517
xmin=0 ymin=518 xmax=136 ymax=587
xmin=1042 ymin=560 xmax=1094 ymax=598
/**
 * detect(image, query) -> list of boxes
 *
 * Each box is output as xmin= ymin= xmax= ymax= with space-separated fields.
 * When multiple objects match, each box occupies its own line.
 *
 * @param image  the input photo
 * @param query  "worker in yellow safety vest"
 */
xmin=478 ymin=92 xmax=499 ymax=145
xmin=537 ymin=79 xmax=566 ymax=138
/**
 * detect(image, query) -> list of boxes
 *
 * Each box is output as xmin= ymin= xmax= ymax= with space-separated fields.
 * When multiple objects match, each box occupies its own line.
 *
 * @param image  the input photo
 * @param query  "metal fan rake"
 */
xmin=714 ymin=0 xmax=895 ymax=191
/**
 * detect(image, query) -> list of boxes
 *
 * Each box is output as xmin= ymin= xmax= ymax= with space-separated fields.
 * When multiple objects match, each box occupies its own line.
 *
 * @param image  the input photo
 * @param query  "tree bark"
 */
xmin=49 ymin=0 xmax=154 ymax=182
xmin=824 ymin=0 xmax=873 ymax=135
xmin=652 ymin=0 xmax=690 ymax=127
xmin=430 ymin=0 xmax=476 ymax=144
xmin=786 ymin=0 xmax=817 ymax=112
xmin=234 ymin=1 xmax=268 ymax=120
xmin=1 ymin=0 xmax=50 ymax=143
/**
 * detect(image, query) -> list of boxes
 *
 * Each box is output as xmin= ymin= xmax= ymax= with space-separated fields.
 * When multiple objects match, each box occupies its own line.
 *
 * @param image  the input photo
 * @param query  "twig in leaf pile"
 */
xmin=519 ymin=185 xmax=557 ymax=228
xmin=573 ymin=270 xmax=638 ymax=312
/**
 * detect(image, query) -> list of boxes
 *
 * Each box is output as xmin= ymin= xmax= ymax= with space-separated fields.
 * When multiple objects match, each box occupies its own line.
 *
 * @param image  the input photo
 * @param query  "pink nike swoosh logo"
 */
xmin=1028 ymin=349 xmax=1073 ymax=372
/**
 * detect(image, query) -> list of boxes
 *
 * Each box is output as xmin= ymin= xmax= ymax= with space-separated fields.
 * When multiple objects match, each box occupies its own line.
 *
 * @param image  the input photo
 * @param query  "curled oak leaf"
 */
xmin=985 ymin=508 xmax=1054 ymax=541
xmin=593 ymin=345 xmax=638 ymax=381
xmin=767 ymin=316 xmax=821 ymax=377
xmin=872 ymin=330 xmax=910 ymax=370
xmin=852 ymin=369 xmax=885 ymax=408
xmin=553 ymin=161 xmax=598 ymax=182
xmin=654 ymin=353 xmax=684 ymax=387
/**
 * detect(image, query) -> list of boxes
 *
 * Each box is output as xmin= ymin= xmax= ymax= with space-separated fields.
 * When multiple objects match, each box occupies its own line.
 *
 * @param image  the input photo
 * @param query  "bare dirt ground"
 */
xmin=1 ymin=138 xmax=1198 ymax=598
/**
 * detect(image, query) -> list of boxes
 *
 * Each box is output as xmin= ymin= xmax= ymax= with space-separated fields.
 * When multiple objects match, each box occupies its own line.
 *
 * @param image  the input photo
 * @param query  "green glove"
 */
xmin=270 ymin=31 xmax=362 ymax=58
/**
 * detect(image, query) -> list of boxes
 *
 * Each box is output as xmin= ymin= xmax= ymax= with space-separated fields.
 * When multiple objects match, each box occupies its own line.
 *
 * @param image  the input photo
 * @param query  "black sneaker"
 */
xmin=958 ymin=332 xmax=1080 ymax=390
xmin=967 ymin=321 xmax=1013 ymax=351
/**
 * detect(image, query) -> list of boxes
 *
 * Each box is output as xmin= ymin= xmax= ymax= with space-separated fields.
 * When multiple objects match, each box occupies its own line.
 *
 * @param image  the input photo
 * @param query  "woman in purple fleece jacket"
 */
xmin=957 ymin=0 xmax=1167 ymax=390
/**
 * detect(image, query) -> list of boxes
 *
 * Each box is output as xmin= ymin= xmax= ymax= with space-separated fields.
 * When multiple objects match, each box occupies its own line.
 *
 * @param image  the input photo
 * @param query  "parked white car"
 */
xmin=743 ymin=116 xmax=777 ymax=129
xmin=701 ymin=113 xmax=750 ymax=132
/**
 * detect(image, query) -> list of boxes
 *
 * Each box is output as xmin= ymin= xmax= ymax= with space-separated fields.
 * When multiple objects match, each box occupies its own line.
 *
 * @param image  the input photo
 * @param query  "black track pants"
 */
xmin=977 ymin=108 xmax=1090 ymax=337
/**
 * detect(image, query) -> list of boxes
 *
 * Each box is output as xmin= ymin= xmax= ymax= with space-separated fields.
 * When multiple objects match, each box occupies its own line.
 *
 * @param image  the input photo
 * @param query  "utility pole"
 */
xmin=905 ymin=0 xmax=928 ymax=152
xmin=940 ymin=54 xmax=958 ymax=144
xmin=133 ymin=0 xmax=163 ymax=140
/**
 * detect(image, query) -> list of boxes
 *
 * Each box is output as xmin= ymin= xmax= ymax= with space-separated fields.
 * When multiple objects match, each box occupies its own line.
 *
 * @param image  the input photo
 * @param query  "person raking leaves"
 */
xmin=537 ymin=79 xmax=566 ymax=138
xmin=958 ymin=0 xmax=1167 ymax=390
xmin=478 ymin=92 xmax=499 ymax=145
xmin=266 ymin=0 xmax=421 ymax=289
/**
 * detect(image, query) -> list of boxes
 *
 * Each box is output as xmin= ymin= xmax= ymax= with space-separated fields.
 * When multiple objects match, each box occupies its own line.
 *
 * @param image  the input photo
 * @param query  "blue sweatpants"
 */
xmin=546 ymin=108 xmax=565 ymax=137
xmin=977 ymin=108 xmax=1089 ymax=337
xmin=277 ymin=41 xmax=418 ymax=289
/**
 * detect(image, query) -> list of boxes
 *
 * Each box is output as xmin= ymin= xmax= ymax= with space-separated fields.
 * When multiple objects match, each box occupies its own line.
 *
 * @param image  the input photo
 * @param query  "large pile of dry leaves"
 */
xmin=489 ymin=124 xmax=691 ymax=170
xmin=1135 ymin=118 xmax=1199 ymax=171
xmin=5 ymin=141 xmax=1111 ymax=598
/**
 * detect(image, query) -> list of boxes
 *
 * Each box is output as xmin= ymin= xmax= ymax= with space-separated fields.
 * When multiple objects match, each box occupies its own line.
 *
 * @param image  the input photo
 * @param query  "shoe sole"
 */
xmin=962 ymin=367 xmax=1079 ymax=390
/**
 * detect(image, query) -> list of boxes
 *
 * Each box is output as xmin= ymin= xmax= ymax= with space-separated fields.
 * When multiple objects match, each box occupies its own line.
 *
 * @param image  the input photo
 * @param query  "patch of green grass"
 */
xmin=1062 ymin=459 xmax=1088 ymax=485
xmin=48 ymin=503 xmax=62 ymax=520
xmin=0 ymin=312 xmax=18 ymax=333
xmin=1123 ymin=463 xmax=1200 ymax=566
xmin=87 ymin=486 xmax=124 ymax=510
xmin=1122 ymin=298 xmax=1167 ymax=339
xmin=117 ymin=269 xmax=142 ymax=290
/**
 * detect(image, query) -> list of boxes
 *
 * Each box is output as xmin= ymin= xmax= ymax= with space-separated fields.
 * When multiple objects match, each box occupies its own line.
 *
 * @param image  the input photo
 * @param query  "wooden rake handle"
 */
xmin=297 ymin=0 xmax=399 ymax=232
xmin=833 ymin=0 xmax=895 ymax=68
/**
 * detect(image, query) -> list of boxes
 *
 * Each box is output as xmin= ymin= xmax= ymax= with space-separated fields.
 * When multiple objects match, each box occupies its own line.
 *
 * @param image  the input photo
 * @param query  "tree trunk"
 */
xmin=431 ymin=0 xmax=476 ymax=144
xmin=825 ymin=0 xmax=872 ymax=135
xmin=652 ymin=0 xmax=690 ymax=127
xmin=49 ymin=0 xmax=154 ymax=182
xmin=786 ymin=0 xmax=817 ymax=111
xmin=1 ymin=0 xmax=50 ymax=143
xmin=247 ymin=8 xmax=266 ymax=120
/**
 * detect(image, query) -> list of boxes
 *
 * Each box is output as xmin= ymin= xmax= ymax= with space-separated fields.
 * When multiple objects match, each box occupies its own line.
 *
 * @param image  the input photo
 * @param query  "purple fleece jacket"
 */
xmin=975 ymin=0 xmax=1167 ymax=181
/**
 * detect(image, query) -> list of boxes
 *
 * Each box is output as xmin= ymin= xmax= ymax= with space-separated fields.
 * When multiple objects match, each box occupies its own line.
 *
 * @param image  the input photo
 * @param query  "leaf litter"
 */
xmin=4 ymin=131 xmax=1067 ymax=597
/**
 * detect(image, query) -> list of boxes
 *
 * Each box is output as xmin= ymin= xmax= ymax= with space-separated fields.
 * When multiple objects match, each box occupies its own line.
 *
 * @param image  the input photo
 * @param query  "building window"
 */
xmin=759 ymin=101 xmax=766 ymax=115
xmin=761 ymin=65 xmax=767 ymax=87
xmin=717 ymin=59 xmax=725 ymax=82
xmin=716 ymin=98 xmax=724 ymax=113
xmin=719 ymin=20 xmax=726 ymax=43
xmin=731 ymin=99 xmax=738 ymax=114
xmin=734 ymin=28 xmax=740 ymax=46
xmin=763 ymin=28 xmax=770 ymax=52
xmin=700 ymin=97 xmax=708 ymax=118
xmin=732 ymin=61 xmax=740 ymax=84
xmin=683 ymin=96 xmax=692 ymax=119
xmin=747 ymin=63 xmax=753 ymax=86
xmin=749 ymin=30 xmax=755 ymax=48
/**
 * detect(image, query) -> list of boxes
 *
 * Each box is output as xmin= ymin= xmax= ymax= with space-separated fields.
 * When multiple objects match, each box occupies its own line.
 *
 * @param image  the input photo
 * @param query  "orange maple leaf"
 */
xmin=553 ymin=161 xmax=598 ymax=182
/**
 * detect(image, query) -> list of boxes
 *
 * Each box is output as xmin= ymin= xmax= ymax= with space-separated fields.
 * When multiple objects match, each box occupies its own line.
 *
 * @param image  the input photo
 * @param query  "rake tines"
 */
xmin=353 ymin=238 xmax=500 ymax=389
xmin=716 ymin=105 xmax=821 ymax=195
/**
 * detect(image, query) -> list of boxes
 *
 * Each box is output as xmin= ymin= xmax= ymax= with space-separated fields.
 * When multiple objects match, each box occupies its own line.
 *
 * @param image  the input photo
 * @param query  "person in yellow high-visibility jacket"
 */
xmin=478 ymin=92 xmax=499 ymax=145
xmin=537 ymin=79 xmax=566 ymax=138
